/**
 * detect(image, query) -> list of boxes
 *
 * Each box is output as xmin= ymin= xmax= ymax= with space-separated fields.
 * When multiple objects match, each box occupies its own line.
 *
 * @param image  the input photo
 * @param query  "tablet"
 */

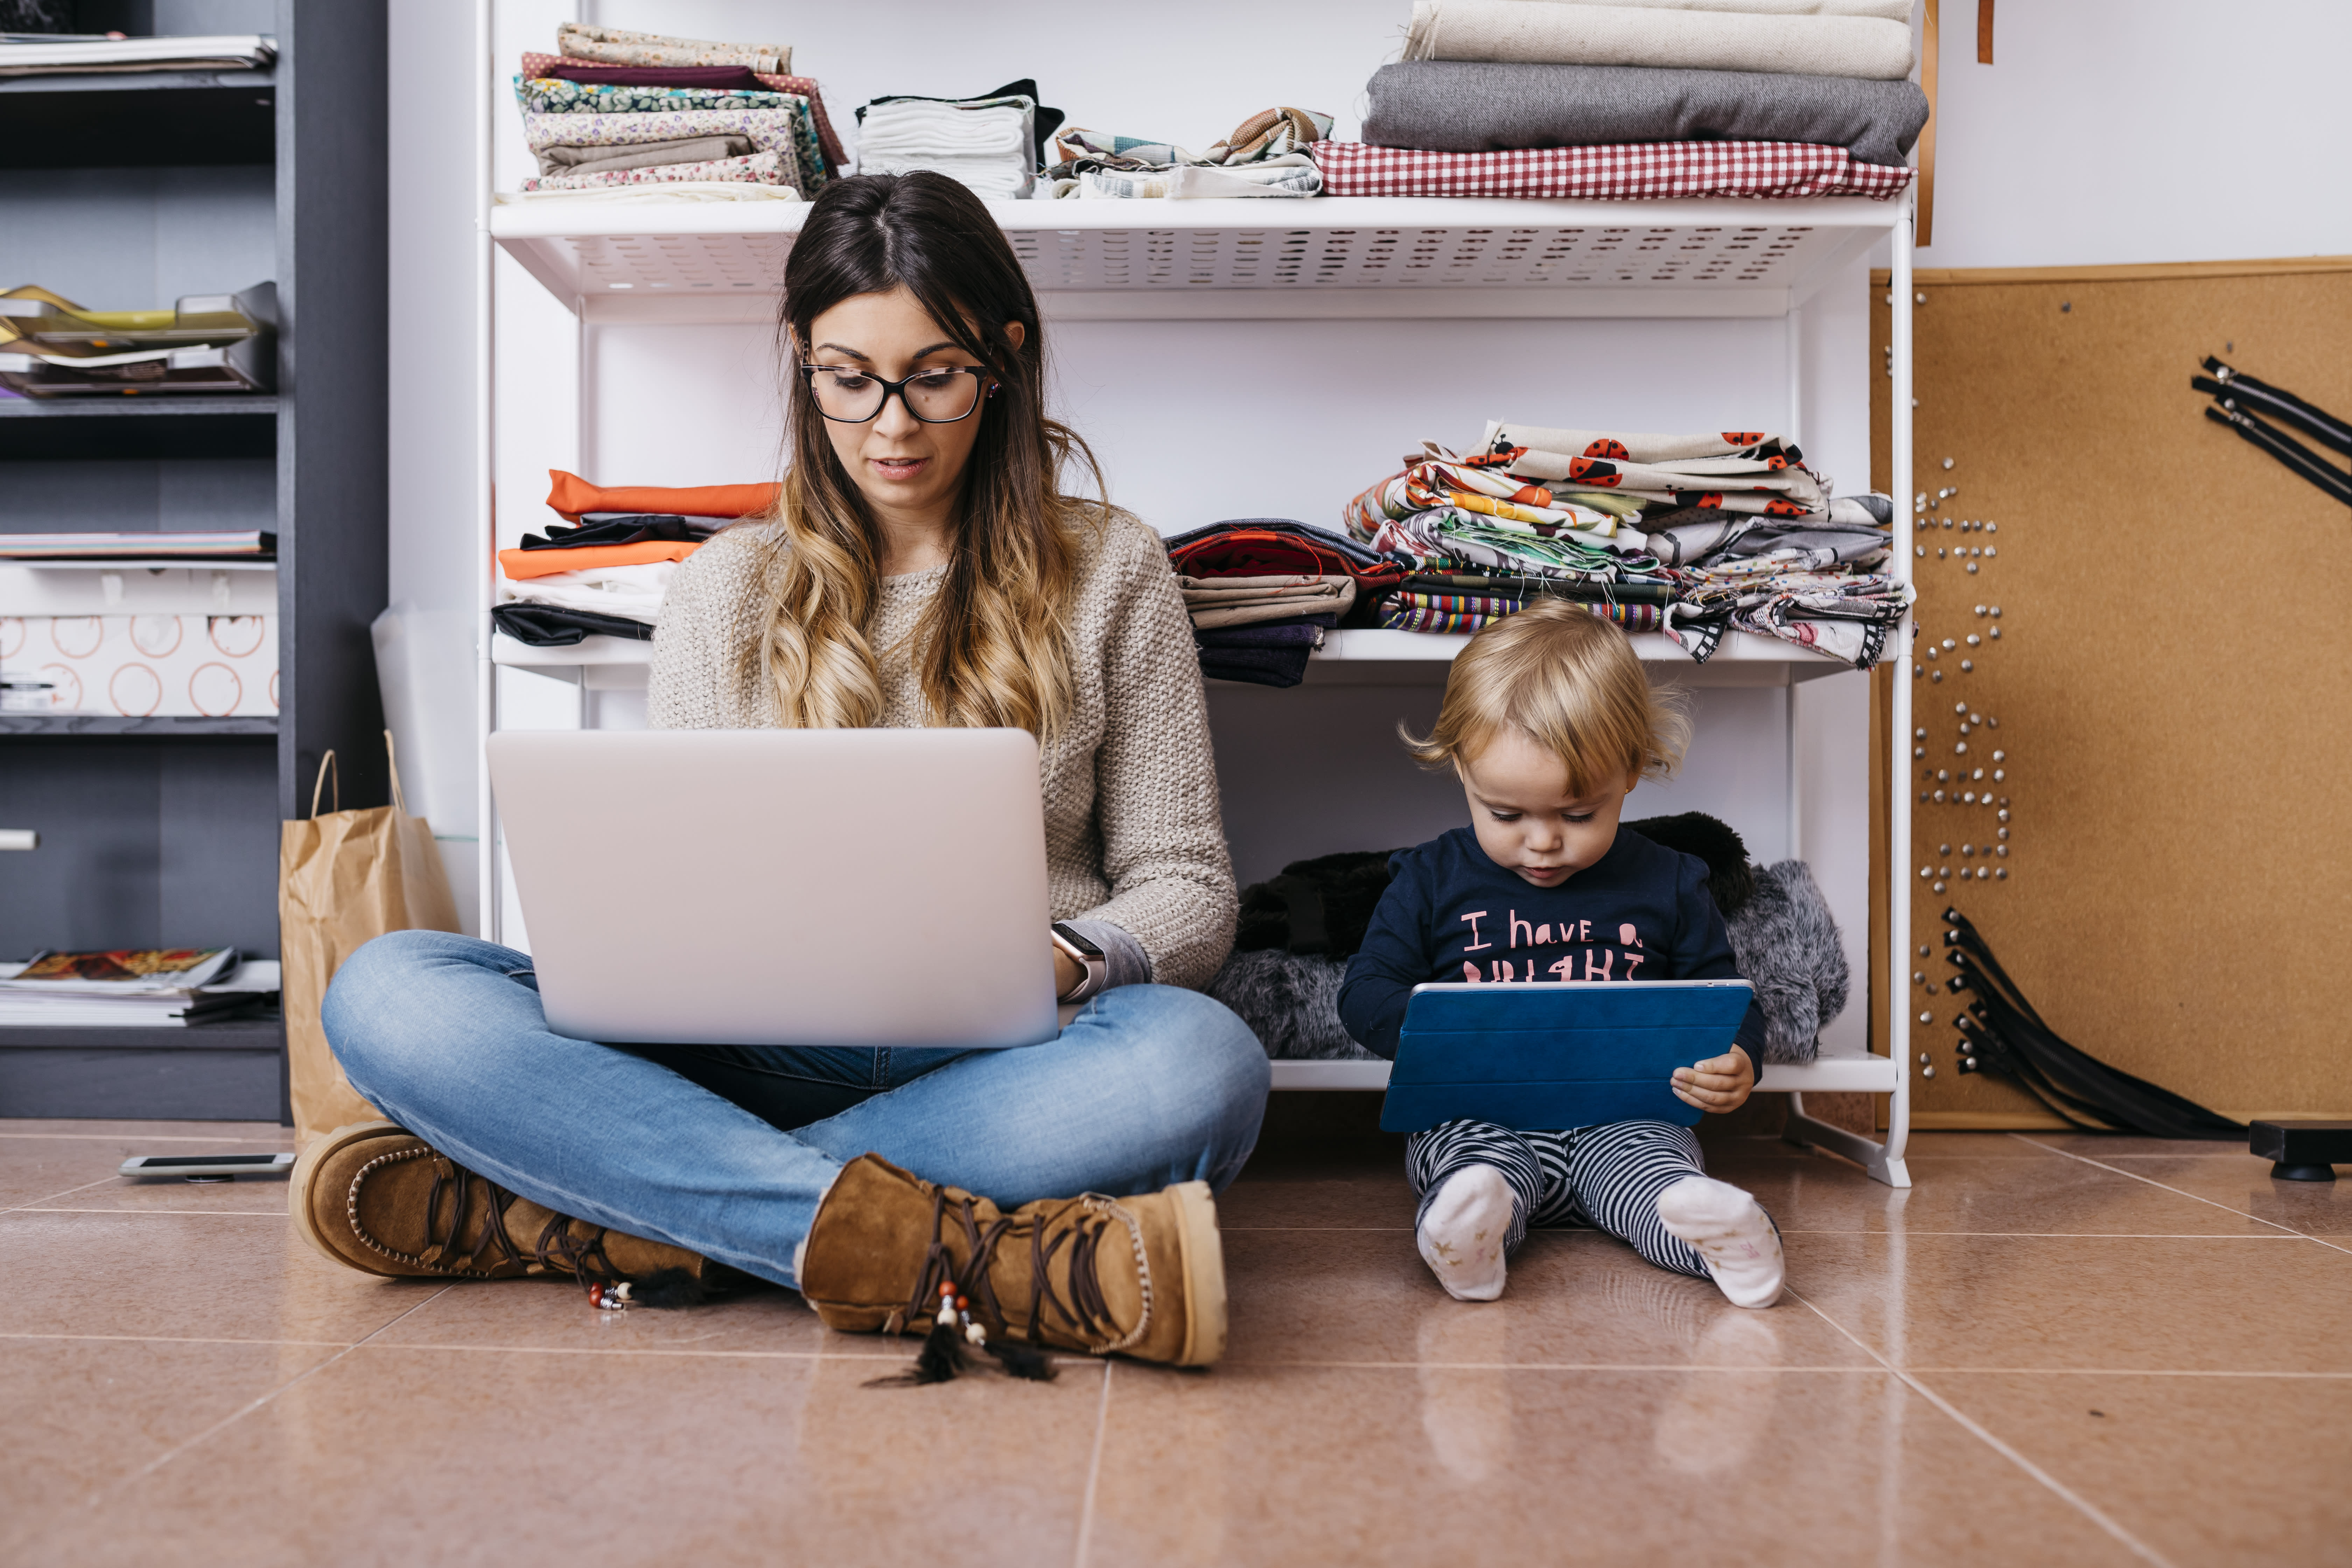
xmin=1378 ymin=980 xmax=1754 ymax=1134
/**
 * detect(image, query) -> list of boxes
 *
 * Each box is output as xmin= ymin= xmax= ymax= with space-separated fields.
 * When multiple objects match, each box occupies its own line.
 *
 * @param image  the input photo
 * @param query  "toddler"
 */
xmin=1338 ymin=600 xmax=1784 ymax=1308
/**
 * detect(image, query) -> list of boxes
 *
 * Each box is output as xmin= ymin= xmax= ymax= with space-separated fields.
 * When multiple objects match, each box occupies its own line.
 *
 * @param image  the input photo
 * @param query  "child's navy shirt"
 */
xmin=1336 ymin=825 xmax=1769 ymax=1062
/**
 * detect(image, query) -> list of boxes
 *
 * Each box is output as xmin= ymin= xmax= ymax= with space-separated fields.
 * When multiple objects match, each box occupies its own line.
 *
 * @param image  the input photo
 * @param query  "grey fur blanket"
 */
xmin=1208 ymin=858 xmax=1847 ymax=1066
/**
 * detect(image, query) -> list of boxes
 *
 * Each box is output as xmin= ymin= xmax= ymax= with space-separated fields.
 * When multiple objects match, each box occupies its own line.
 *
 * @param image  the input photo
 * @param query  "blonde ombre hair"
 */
xmin=1404 ymin=599 xmax=1690 ymax=793
xmin=740 ymin=172 xmax=1102 ymax=736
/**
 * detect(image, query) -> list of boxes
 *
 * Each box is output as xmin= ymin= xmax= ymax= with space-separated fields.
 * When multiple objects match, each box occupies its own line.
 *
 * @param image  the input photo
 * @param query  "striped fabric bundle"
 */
xmin=1379 ymin=594 xmax=1662 ymax=635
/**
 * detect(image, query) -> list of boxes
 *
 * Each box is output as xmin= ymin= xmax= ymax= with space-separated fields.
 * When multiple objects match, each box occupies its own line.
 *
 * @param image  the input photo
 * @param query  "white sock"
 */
xmin=1417 ymin=1164 xmax=1516 ymax=1302
xmin=1655 ymin=1175 xmax=1784 ymax=1309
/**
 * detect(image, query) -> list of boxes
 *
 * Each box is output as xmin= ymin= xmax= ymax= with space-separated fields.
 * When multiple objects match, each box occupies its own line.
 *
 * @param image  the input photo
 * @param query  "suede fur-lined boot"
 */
xmin=291 ymin=1120 xmax=721 ymax=1304
xmin=798 ymin=1154 xmax=1227 ymax=1368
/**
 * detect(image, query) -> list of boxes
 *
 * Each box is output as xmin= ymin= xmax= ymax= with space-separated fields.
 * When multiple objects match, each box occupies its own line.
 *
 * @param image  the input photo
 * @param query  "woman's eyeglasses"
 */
xmin=799 ymin=364 xmax=992 ymax=424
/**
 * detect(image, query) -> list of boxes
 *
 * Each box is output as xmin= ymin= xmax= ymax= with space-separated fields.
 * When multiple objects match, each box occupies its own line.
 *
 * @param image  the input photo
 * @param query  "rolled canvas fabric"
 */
xmin=1363 ymin=59 xmax=1927 ymax=166
xmin=537 ymin=135 xmax=753 ymax=175
xmin=1405 ymin=0 xmax=1917 ymax=79
xmin=555 ymin=22 xmax=789 ymax=75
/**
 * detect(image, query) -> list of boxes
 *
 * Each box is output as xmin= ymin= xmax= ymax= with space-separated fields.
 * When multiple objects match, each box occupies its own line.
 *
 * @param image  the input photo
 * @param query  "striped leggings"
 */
xmin=1405 ymin=1119 xmax=1731 ymax=1279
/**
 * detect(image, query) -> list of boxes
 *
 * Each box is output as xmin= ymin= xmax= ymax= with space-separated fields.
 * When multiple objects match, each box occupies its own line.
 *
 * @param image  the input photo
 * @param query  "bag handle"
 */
xmin=309 ymin=750 xmax=340 ymax=819
xmin=385 ymin=729 xmax=408 ymax=817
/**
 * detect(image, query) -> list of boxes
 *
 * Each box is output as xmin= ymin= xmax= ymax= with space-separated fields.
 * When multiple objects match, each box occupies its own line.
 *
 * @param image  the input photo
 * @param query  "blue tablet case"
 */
xmin=1378 ymin=980 xmax=1755 ymax=1133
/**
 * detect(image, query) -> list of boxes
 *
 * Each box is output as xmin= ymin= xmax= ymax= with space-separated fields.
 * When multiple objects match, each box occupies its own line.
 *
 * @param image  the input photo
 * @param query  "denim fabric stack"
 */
xmin=1311 ymin=0 xmax=1928 ymax=201
xmin=1162 ymin=520 xmax=1409 ymax=688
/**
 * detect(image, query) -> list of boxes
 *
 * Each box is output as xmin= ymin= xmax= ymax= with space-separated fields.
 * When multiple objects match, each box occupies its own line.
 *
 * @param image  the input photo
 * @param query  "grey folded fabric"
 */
xmin=1363 ymin=59 xmax=1929 ymax=167
xmin=536 ymin=135 xmax=756 ymax=175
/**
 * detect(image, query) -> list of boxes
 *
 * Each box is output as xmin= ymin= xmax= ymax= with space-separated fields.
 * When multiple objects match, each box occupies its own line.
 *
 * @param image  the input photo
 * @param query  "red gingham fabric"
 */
xmin=1309 ymin=141 xmax=1913 ymax=202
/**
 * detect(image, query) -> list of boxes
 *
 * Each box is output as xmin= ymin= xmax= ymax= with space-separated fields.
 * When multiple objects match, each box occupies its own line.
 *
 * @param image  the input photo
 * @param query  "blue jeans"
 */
xmin=323 ymin=930 xmax=1270 ymax=1290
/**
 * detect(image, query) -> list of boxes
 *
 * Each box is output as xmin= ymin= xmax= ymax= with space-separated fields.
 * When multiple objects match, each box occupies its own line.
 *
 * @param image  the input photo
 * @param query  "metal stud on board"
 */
xmin=1931 ymin=671 xmax=1943 ymax=682
xmin=1990 ymin=626 xmax=2002 ymax=639
xmin=1996 ymin=868 xmax=2008 ymax=880
xmin=1960 ymin=659 xmax=1974 ymax=671
xmin=1993 ymin=769 xmax=2005 ymax=781
xmin=1966 ymin=562 xmax=1979 ymax=573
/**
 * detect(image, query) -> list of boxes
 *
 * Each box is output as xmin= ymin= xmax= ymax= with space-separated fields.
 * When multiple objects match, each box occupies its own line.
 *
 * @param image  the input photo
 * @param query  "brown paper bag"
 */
xmin=279 ymin=732 xmax=462 ymax=1145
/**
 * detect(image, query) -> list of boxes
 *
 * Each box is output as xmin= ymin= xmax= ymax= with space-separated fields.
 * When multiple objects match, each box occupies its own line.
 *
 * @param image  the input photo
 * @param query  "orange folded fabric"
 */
xmin=545 ymin=469 xmax=780 ymax=522
xmin=499 ymin=541 xmax=701 ymax=580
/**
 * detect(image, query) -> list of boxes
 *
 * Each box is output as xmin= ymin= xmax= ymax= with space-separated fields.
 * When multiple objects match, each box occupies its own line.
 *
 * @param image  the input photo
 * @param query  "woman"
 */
xmin=300 ymin=173 xmax=1266 ymax=1370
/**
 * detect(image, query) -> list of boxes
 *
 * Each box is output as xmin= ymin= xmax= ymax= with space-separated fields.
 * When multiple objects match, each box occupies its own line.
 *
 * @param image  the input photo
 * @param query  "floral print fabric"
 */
xmin=518 ymin=151 xmax=794 ymax=193
xmin=516 ymin=99 xmax=826 ymax=198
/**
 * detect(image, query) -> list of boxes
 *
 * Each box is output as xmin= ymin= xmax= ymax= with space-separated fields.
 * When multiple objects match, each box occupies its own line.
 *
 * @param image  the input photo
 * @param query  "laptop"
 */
xmin=1378 ymin=979 xmax=1755 ymax=1133
xmin=486 ymin=728 xmax=1060 ymax=1049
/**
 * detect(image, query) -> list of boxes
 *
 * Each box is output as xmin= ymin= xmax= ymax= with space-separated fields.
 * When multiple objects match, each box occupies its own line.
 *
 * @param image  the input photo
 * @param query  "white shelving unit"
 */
xmin=476 ymin=180 xmax=1916 ymax=1186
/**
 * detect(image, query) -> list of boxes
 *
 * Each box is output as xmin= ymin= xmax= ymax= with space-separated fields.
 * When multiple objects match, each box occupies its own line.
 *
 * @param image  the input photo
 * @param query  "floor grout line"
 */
xmin=65 ymin=1283 xmax=460 ymax=1520
xmin=2 ymin=1173 xmax=143 ymax=1214
xmin=15 ymin=1206 xmax=286 ymax=1217
xmin=1071 ymin=1360 xmax=1113 ymax=1568
xmin=7 ymin=1330 xmax=2344 ymax=1378
xmin=0 ymin=1132 xmax=293 ymax=1143
xmin=1782 ymin=1284 xmax=2174 ymax=1568
xmin=2015 ymin=1134 xmax=2348 ymax=1251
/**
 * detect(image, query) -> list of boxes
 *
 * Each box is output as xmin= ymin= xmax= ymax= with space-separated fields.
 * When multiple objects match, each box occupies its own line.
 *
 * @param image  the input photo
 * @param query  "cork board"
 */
xmin=1866 ymin=258 xmax=2352 ymax=1127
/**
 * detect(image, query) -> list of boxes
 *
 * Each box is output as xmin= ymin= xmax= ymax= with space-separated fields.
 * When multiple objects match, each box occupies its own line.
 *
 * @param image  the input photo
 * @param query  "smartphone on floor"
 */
xmin=118 ymin=1153 xmax=294 ymax=1180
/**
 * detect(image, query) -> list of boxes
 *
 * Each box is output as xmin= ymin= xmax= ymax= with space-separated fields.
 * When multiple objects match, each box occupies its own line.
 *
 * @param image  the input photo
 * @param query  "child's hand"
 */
xmin=1672 ymin=1044 xmax=1754 ymax=1113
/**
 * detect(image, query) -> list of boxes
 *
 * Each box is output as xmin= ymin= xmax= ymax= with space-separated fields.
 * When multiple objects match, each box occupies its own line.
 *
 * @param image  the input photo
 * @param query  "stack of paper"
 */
xmin=0 ymin=283 xmax=275 ymax=397
xmin=0 ymin=949 xmax=279 ymax=1028
xmin=0 ymin=34 xmax=275 ymax=77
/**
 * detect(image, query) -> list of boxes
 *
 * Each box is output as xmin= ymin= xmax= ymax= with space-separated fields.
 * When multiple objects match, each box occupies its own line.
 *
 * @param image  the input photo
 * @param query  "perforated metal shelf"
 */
xmin=491 ymin=197 xmax=1899 ymax=322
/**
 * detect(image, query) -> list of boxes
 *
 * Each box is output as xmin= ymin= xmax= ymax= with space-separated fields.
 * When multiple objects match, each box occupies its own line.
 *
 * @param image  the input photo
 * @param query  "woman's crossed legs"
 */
xmin=322 ymin=930 xmax=1271 ymax=1290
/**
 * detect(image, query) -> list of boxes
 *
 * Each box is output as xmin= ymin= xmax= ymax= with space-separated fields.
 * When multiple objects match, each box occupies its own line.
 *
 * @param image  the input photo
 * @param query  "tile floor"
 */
xmin=3 ymin=1118 xmax=2347 ymax=1567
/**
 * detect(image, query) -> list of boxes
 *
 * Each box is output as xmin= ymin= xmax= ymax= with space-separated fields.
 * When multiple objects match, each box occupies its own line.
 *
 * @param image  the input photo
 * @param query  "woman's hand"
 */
xmin=1672 ymin=1044 xmax=1755 ymax=1113
xmin=1052 ymin=940 xmax=1084 ymax=1000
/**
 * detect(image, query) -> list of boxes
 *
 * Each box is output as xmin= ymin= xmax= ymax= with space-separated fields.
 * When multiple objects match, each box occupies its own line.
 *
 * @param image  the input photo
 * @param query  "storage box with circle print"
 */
xmin=0 ymin=614 xmax=278 ymax=717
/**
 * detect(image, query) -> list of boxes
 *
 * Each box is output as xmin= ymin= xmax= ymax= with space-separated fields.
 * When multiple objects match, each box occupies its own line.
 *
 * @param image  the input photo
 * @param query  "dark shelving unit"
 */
xmin=0 ymin=2 xmax=386 ymax=1122
xmin=0 ymin=68 xmax=276 ymax=169
xmin=0 ymin=396 xmax=278 ymax=458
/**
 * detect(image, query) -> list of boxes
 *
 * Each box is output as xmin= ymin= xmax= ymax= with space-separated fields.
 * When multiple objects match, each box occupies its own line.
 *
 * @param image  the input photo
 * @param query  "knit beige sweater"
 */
xmin=647 ymin=510 xmax=1238 ymax=990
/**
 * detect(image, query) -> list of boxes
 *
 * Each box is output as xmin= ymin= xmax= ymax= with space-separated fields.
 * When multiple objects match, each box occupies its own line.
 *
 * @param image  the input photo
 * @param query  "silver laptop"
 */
xmin=486 ymin=728 xmax=1060 ymax=1049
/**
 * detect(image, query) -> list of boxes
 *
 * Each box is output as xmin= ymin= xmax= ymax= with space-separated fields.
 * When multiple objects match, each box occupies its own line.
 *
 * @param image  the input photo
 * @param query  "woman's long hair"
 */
xmin=745 ymin=171 xmax=1100 ymax=736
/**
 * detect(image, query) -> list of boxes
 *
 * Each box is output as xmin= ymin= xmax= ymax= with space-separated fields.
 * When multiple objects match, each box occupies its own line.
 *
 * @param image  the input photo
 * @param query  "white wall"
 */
xmin=389 ymin=0 xmax=2348 ymax=1040
xmin=1918 ymin=0 xmax=2352 ymax=269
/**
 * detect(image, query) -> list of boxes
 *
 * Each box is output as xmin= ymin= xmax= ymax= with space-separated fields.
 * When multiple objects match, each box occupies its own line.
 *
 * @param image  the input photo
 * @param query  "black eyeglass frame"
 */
xmin=796 ymin=363 xmax=996 ymax=424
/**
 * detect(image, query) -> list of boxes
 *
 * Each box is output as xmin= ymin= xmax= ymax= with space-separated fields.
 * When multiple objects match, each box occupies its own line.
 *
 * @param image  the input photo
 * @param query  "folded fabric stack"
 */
xmin=507 ymin=23 xmax=843 ymax=200
xmin=855 ymin=80 xmax=1063 ymax=201
xmin=1162 ymin=520 xmax=1409 ymax=687
xmin=1316 ymin=0 xmax=1926 ymax=201
xmin=493 ymin=470 xmax=778 ymax=646
xmin=1343 ymin=425 xmax=1908 ymax=666
xmin=1044 ymin=108 xmax=1334 ymax=200
xmin=0 ymin=283 xmax=273 ymax=397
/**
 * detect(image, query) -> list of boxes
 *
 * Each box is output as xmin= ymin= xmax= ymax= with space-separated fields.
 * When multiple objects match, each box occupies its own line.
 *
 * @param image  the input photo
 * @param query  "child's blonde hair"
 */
xmin=1402 ymin=600 xmax=1689 ymax=794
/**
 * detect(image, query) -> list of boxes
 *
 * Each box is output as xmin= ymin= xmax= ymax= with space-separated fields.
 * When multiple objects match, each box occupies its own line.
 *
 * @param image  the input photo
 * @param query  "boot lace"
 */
xmin=346 ymin=1146 xmax=623 ymax=1282
xmin=896 ymin=1189 xmax=1153 ymax=1357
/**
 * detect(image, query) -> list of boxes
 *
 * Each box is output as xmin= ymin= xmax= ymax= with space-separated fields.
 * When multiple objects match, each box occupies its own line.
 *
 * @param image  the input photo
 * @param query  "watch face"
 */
xmin=1051 ymin=923 xmax=1105 ymax=960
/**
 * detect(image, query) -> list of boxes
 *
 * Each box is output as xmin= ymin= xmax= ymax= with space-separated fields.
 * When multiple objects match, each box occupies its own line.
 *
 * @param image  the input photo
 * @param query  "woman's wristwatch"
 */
xmin=1049 ymin=922 xmax=1108 ymax=1002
